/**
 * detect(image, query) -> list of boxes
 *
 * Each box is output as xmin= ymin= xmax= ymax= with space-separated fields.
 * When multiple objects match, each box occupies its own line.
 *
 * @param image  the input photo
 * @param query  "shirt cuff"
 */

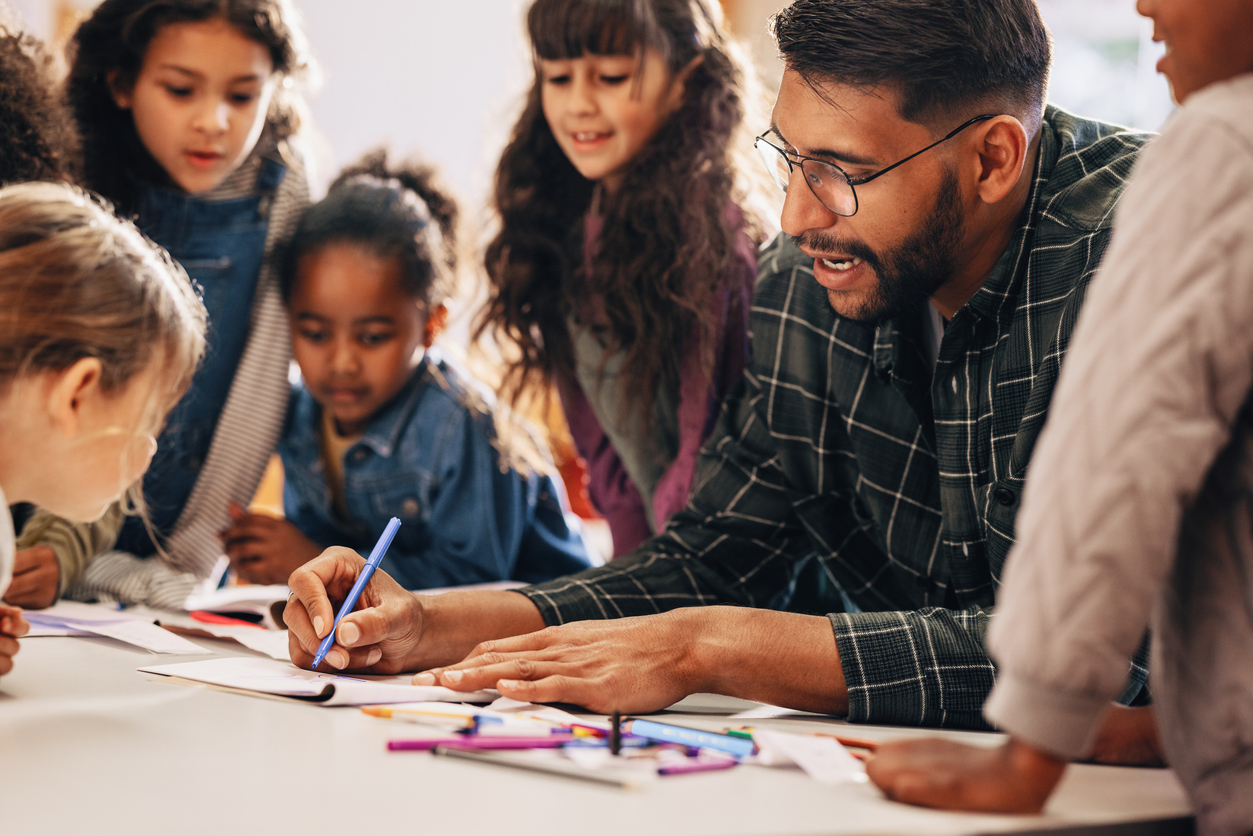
xmin=983 ymin=669 xmax=1110 ymax=760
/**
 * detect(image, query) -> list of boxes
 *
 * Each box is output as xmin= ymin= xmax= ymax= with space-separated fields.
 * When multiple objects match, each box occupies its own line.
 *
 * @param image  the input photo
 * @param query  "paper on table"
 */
xmin=23 ymin=602 xmax=208 ymax=654
xmin=159 ymin=621 xmax=292 ymax=661
xmin=139 ymin=657 xmax=499 ymax=706
xmin=183 ymin=584 xmax=290 ymax=629
xmin=752 ymin=729 xmax=866 ymax=784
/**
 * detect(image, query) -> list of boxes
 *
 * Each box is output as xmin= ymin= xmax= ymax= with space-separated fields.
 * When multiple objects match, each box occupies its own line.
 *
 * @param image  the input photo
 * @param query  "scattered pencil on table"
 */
xmin=611 ymin=710 xmax=621 ymax=756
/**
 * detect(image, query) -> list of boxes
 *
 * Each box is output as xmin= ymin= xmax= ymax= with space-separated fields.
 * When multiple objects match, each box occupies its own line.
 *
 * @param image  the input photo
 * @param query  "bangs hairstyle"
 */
xmin=478 ymin=0 xmax=769 ymax=428
xmin=771 ymin=0 xmax=1052 ymax=129
xmin=0 ymin=182 xmax=207 ymax=515
xmin=280 ymin=149 xmax=459 ymax=310
xmin=67 ymin=0 xmax=314 ymax=212
xmin=0 ymin=12 xmax=82 ymax=185
xmin=530 ymin=0 xmax=680 ymax=65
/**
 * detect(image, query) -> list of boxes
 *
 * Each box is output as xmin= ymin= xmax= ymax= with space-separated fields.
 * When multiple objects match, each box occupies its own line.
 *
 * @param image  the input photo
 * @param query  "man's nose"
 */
xmin=779 ymin=166 xmax=840 ymax=239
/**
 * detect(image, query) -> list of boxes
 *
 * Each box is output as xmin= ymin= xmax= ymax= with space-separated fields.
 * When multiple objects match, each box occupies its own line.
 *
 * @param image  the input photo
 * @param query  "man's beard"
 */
xmin=804 ymin=166 xmax=965 ymax=324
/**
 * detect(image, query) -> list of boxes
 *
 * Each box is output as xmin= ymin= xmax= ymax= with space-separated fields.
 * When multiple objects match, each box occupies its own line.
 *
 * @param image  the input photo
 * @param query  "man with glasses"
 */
xmin=283 ymin=0 xmax=1156 ymax=749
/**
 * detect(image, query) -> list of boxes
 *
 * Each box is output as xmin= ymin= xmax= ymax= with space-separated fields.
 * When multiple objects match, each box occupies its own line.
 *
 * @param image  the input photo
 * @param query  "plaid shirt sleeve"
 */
xmin=519 ymin=108 xmax=1152 ymax=730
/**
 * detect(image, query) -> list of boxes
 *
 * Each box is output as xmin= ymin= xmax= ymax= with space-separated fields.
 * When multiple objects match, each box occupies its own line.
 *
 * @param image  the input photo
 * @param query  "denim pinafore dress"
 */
xmin=115 ymin=158 xmax=287 ymax=556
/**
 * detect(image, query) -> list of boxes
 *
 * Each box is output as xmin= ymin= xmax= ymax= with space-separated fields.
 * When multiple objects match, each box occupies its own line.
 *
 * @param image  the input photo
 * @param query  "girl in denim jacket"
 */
xmin=221 ymin=152 xmax=593 ymax=590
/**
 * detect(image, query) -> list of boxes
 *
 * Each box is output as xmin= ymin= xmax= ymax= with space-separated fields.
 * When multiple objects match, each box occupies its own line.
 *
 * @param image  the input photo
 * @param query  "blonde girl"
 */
xmin=0 ymin=181 xmax=206 ymax=675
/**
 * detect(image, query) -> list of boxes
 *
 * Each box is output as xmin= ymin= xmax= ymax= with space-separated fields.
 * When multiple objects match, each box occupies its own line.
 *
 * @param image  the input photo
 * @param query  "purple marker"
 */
xmin=388 ymin=735 xmax=575 ymax=752
xmin=657 ymin=756 xmax=739 ymax=776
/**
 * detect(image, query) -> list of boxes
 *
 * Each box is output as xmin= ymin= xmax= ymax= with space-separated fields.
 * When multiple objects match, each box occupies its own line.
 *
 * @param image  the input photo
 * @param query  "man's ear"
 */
xmin=970 ymin=115 xmax=1030 ymax=206
xmin=423 ymin=304 xmax=448 ymax=348
xmin=665 ymin=54 xmax=705 ymax=115
xmin=107 ymin=70 xmax=134 ymax=110
xmin=46 ymin=357 xmax=105 ymax=440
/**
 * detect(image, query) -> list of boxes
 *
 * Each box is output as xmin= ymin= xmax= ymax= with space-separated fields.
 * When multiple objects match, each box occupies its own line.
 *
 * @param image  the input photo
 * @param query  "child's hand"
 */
xmin=0 ymin=603 xmax=30 ymax=677
xmin=220 ymin=503 xmax=322 ymax=586
xmin=866 ymin=737 xmax=1066 ymax=813
xmin=3 ymin=546 xmax=61 ymax=609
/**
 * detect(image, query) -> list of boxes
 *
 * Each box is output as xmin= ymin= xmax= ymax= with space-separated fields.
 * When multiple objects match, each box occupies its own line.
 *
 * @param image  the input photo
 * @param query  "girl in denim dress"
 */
xmin=15 ymin=0 xmax=313 ymax=609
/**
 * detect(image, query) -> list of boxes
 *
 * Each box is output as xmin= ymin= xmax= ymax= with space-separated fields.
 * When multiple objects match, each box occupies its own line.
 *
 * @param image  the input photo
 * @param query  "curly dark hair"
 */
xmin=476 ymin=0 xmax=767 ymax=427
xmin=0 ymin=15 xmax=81 ymax=185
xmin=65 ymin=0 xmax=312 ymax=212
xmin=281 ymin=148 xmax=459 ymax=310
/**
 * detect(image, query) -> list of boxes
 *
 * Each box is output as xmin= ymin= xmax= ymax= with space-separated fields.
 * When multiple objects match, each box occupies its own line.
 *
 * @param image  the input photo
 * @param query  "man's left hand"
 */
xmin=415 ymin=609 xmax=707 ymax=713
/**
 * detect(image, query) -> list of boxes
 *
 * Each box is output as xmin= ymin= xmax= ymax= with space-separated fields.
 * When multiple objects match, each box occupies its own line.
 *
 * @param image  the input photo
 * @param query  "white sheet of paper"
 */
xmin=139 ymin=657 xmax=499 ymax=705
xmin=23 ymin=602 xmax=207 ymax=654
xmin=184 ymin=584 xmax=290 ymax=629
xmin=181 ymin=623 xmax=292 ymax=661
xmin=752 ymin=729 xmax=866 ymax=784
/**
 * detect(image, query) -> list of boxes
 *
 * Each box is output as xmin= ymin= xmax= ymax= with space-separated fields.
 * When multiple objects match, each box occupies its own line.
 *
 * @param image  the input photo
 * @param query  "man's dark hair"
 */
xmin=771 ymin=0 xmax=1051 ymax=128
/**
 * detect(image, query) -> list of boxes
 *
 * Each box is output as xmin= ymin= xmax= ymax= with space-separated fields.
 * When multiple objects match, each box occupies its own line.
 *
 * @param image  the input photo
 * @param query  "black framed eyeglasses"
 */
xmin=754 ymin=114 xmax=996 ymax=217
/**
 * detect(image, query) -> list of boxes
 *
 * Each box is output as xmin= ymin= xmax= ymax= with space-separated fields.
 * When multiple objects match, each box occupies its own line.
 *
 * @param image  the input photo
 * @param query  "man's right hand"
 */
xmin=285 ymin=547 xmax=427 ymax=674
xmin=284 ymin=547 xmax=550 ymax=676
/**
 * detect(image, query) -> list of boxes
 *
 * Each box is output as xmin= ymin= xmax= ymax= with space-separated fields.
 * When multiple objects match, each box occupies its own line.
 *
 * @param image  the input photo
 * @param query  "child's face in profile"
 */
xmin=1137 ymin=0 xmax=1253 ymax=103
xmin=110 ymin=18 xmax=276 ymax=194
xmin=539 ymin=48 xmax=687 ymax=194
xmin=19 ymin=360 xmax=163 ymax=523
xmin=289 ymin=243 xmax=428 ymax=436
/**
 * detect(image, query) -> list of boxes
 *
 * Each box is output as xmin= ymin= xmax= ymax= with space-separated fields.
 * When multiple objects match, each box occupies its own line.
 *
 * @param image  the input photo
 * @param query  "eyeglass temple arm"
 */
xmin=849 ymin=114 xmax=997 ymax=187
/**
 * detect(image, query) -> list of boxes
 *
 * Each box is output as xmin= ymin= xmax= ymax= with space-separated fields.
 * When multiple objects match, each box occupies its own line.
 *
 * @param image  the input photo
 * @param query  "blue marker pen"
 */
xmin=311 ymin=517 xmax=402 ymax=669
xmin=621 ymin=719 xmax=756 ymax=758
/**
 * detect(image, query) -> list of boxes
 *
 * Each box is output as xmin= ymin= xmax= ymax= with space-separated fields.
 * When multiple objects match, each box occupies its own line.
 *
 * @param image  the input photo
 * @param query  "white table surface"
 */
xmin=0 ymin=625 xmax=1193 ymax=836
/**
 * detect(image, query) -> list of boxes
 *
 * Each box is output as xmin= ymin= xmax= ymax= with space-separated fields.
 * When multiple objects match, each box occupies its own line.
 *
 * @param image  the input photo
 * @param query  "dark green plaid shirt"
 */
xmin=520 ymin=106 xmax=1153 ymax=729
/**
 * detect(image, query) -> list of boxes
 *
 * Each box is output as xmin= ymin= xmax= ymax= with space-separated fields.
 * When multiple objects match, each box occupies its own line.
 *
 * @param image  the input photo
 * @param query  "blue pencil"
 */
xmin=311 ymin=517 xmax=401 ymax=669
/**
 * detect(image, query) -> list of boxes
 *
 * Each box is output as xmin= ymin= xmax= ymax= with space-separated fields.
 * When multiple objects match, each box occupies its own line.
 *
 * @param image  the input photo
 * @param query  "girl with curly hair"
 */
xmin=15 ymin=0 xmax=314 ymax=610
xmin=219 ymin=151 xmax=592 ymax=591
xmin=0 ymin=10 xmax=80 ymax=186
xmin=478 ymin=0 xmax=769 ymax=557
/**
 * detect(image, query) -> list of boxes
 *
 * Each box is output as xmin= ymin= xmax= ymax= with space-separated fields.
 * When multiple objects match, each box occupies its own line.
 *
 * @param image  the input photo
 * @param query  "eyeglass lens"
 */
xmin=754 ymin=137 xmax=857 ymax=217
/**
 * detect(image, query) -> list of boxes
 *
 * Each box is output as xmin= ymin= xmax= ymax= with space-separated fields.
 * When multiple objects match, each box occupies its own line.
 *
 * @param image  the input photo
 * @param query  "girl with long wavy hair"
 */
xmin=478 ymin=0 xmax=768 ymax=557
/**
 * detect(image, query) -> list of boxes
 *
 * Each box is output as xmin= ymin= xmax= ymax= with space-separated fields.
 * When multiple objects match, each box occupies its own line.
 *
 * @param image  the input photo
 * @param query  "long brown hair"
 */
xmin=65 ymin=0 xmax=313 ymax=213
xmin=477 ymin=0 xmax=767 ymax=427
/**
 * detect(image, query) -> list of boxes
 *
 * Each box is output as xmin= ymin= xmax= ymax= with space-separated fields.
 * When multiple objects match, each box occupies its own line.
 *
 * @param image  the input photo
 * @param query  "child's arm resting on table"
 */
xmin=9 ymin=502 xmax=126 ymax=608
xmin=867 ymin=736 xmax=1067 ymax=814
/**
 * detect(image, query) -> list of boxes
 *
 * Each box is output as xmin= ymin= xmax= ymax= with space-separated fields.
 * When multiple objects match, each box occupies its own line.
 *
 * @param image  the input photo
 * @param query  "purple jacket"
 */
xmin=556 ymin=208 xmax=757 ymax=557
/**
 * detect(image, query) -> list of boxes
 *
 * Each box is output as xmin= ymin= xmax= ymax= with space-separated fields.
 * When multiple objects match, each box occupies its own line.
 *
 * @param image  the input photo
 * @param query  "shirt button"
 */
xmin=994 ymin=487 xmax=1016 ymax=506
xmin=401 ymin=498 xmax=420 ymax=517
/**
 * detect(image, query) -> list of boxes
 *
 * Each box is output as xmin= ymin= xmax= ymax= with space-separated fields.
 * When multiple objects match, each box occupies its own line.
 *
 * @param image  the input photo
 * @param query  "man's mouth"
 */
xmin=821 ymin=257 xmax=864 ymax=272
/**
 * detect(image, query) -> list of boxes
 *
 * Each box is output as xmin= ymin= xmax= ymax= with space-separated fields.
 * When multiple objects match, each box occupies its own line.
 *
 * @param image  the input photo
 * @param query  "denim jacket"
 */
xmin=279 ymin=354 xmax=593 ymax=589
